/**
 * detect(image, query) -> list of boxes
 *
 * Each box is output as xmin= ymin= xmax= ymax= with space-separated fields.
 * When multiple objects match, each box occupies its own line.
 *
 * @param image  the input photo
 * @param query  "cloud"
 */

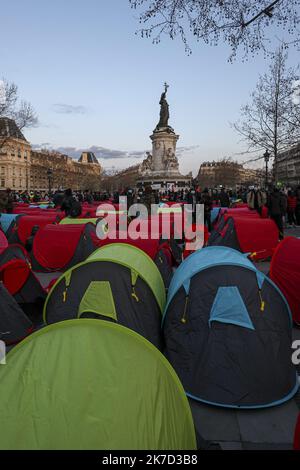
xmin=52 ymin=103 xmax=88 ymax=115
xmin=32 ymin=144 xmax=199 ymax=162
xmin=32 ymin=144 xmax=149 ymax=160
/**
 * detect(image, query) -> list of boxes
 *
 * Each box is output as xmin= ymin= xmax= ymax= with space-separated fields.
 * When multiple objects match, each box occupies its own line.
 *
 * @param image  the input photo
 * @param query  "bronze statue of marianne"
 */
xmin=156 ymin=82 xmax=170 ymax=129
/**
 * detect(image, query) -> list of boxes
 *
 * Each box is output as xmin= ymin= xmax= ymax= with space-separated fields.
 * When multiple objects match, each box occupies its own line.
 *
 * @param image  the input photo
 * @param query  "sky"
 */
xmin=1 ymin=0 xmax=299 ymax=176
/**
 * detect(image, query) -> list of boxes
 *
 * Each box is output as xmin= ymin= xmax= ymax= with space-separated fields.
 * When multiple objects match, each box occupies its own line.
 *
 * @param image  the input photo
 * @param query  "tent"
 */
xmin=270 ymin=237 xmax=300 ymax=324
xmin=59 ymin=217 xmax=98 ymax=225
xmin=0 ymin=230 xmax=8 ymax=254
xmin=43 ymin=244 xmax=166 ymax=349
xmin=208 ymin=215 xmax=279 ymax=260
xmin=0 ymin=283 xmax=33 ymax=344
xmin=0 ymin=244 xmax=46 ymax=307
xmin=8 ymin=214 xmax=60 ymax=245
xmin=96 ymin=234 xmax=174 ymax=287
xmin=162 ymin=246 xmax=298 ymax=408
xmin=0 ymin=214 xmax=22 ymax=235
xmin=31 ymin=223 xmax=97 ymax=272
xmin=0 ymin=319 xmax=196 ymax=450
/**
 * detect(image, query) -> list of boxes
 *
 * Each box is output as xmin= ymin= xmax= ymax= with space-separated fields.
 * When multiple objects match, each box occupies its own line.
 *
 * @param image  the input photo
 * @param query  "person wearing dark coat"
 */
xmin=268 ymin=188 xmax=285 ymax=240
xmin=201 ymin=188 xmax=212 ymax=232
xmin=61 ymin=189 xmax=81 ymax=218
xmin=218 ymin=188 xmax=230 ymax=208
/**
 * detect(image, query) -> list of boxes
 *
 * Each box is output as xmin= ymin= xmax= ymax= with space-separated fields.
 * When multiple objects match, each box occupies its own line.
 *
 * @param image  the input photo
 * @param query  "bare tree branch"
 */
xmin=233 ymin=47 xmax=300 ymax=160
xmin=130 ymin=0 xmax=300 ymax=60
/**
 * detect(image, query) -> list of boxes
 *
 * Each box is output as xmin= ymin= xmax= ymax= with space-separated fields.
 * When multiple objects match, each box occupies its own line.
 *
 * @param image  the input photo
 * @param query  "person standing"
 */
xmin=218 ymin=187 xmax=230 ymax=208
xmin=201 ymin=188 xmax=212 ymax=232
xmin=268 ymin=187 xmax=285 ymax=240
xmin=287 ymin=190 xmax=298 ymax=227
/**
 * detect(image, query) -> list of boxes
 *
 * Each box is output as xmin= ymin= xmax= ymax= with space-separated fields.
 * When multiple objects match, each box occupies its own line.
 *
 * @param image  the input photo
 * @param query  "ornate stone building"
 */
xmin=275 ymin=143 xmax=300 ymax=186
xmin=0 ymin=118 xmax=102 ymax=191
xmin=197 ymin=160 xmax=263 ymax=188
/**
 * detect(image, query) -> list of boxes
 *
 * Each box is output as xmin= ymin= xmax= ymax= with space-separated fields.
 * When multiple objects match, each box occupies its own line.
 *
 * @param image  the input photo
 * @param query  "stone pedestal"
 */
xmin=138 ymin=125 xmax=191 ymax=189
xmin=150 ymin=127 xmax=179 ymax=176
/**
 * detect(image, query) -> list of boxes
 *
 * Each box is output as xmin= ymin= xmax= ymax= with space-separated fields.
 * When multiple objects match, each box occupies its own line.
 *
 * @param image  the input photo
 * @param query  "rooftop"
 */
xmin=0 ymin=117 xmax=27 ymax=142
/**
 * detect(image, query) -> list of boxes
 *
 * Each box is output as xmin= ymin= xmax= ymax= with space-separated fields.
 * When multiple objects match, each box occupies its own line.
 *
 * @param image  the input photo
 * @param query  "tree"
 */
xmin=129 ymin=0 xmax=300 ymax=60
xmin=234 ymin=47 xmax=300 ymax=161
xmin=0 ymin=79 xmax=37 ymax=149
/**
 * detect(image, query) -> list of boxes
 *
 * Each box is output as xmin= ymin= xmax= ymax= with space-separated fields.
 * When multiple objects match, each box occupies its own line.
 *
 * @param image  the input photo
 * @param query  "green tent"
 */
xmin=59 ymin=217 xmax=98 ymax=225
xmin=0 ymin=320 xmax=196 ymax=450
xmin=43 ymin=244 xmax=166 ymax=349
xmin=88 ymin=244 xmax=166 ymax=312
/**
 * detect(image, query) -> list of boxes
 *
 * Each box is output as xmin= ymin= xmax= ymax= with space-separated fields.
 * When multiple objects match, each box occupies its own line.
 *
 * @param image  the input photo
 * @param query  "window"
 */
xmin=0 ymin=180 xmax=5 ymax=188
xmin=24 ymin=150 xmax=27 ymax=159
xmin=12 ymin=179 xmax=15 ymax=188
xmin=1 ymin=167 xmax=5 ymax=175
xmin=12 ymin=167 xmax=15 ymax=176
xmin=11 ymin=148 xmax=15 ymax=157
xmin=18 ymin=148 xmax=21 ymax=158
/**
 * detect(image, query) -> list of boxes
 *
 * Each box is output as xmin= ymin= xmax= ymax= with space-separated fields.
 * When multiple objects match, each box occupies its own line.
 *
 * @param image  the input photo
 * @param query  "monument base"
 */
xmin=137 ymin=174 xmax=191 ymax=190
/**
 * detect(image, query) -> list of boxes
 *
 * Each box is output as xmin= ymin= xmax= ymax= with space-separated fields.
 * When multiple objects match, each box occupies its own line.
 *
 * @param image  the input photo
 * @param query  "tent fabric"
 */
xmin=0 ymin=230 xmax=8 ymax=254
xmin=59 ymin=217 xmax=98 ymax=225
xmin=8 ymin=214 xmax=59 ymax=245
xmin=0 ymin=214 xmax=20 ymax=234
xmin=209 ymin=286 xmax=255 ymax=330
xmin=31 ymin=223 xmax=97 ymax=272
xmin=0 ymin=244 xmax=46 ymax=304
xmin=88 ymin=244 xmax=166 ymax=313
xmin=78 ymin=280 xmax=117 ymax=320
xmin=0 ymin=259 xmax=31 ymax=296
xmin=165 ymin=246 xmax=258 ymax=312
xmin=270 ymin=236 xmax=300 ymax=323
xmin=163 ymin=246 xmax=298 ymax=408
xmin=0 ymin=319 xmax=197 ymax=450
xmin=43 ymin=251 xmax=163 ymax=349
xmin=208 ymin=215 xmax=279 ymax=260
xmin=0 ymin=283 xmax=33 ymax=344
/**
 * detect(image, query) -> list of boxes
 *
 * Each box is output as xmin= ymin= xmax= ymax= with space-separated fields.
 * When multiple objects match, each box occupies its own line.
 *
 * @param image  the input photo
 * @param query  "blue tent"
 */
xmin=163 ymin=246 xmax=298 ymax=408
xmin=0 ymin=214 xmax=20 ymax=234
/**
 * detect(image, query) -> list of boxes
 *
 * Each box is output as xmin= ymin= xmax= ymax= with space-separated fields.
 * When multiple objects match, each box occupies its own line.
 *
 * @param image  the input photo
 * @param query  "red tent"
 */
xmin=31 ymin=223 xmax=97 ymax=272
xmin=0 ymin=230 xmax=8 ymax=254
xmin=209 ymin=215 xmax=279 ymax=260
xmin=0 ymin=245 xmax=46 ymax=304
xmin=270 ymin=237 xmax=300 ymax=323
xmin=8 ymin=214 xmax=60 ymax=245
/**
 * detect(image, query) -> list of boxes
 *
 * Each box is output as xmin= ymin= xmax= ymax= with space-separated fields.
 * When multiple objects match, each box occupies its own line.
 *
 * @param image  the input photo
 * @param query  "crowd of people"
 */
xmin=0 ymin=184 xmax=299 ymax=239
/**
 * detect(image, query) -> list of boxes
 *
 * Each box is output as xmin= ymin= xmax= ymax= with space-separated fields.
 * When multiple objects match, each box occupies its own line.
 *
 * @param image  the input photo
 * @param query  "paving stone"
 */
xmin=242 ymin=442 xmax=293 ymax=450
xmin=237 ymin=400 xmax=299 ymax=444
xmin=189 ymin=399 xmax=241 ymax=442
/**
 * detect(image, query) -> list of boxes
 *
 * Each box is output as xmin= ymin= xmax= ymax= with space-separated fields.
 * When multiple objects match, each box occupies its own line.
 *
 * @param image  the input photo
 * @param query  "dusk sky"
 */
xmin=1 ymin=0 xmax=299 ymax=175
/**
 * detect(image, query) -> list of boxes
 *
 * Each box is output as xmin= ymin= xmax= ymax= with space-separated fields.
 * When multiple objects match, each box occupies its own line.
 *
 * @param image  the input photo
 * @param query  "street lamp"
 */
xmin=47 ymin=168 xmax=53 ymax=195
xmin=264 ymin=150 xmax=270 ymax=188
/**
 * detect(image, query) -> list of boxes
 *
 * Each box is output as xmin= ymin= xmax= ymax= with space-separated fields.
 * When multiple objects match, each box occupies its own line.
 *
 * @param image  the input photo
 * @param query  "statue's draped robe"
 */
xmin=157 ymin=93 xmax=169 ymax=128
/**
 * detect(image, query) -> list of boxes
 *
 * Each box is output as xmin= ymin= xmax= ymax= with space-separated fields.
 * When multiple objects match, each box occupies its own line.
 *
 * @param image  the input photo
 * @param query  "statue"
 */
xmin=156 ymin=82 xmax=170 ymax=129
xmin=140 ymin=151 xmax=153 ymax=174
xmin=163 ymin=147 xmax=179 ymax=172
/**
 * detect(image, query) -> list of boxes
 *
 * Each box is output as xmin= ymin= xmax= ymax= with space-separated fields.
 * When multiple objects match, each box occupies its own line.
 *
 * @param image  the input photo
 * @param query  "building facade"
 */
xmin=197 ymin=160 xmax=263 ymax=188
xmin=275 ymin=143 xmax=300 ymax=186
xmin=0 ymin=118 xmax=102 ymax=191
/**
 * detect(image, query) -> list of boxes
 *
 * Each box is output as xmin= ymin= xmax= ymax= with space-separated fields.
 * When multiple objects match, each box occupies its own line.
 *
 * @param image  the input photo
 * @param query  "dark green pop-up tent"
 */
xmin=43 ymin=244 xmax=166 ymax=349
xmin=0 ymin=319 xmax=196 ymax=450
